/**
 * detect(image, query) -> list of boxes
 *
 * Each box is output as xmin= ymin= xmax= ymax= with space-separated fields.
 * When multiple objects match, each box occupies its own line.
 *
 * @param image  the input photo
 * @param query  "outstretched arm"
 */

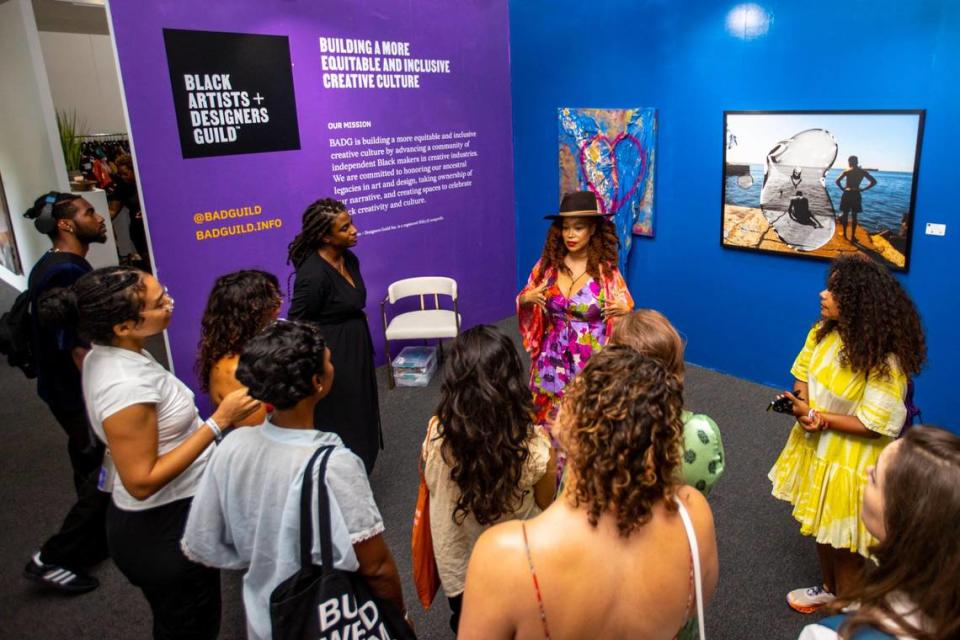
xmin=104 ymin=390 xmax=259 ymax=500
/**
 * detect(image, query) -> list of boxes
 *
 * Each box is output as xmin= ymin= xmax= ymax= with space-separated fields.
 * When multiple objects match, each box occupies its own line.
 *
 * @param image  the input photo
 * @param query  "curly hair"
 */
xmin=815 ymin=254 xmax=925 ymax=377
xmin=560 ymin=345 xmax=684 ymax=537
xmin=435 ymin=325 xmax=536 ymax=526
xmin=38 ymin=266 xmax=146 ymax=344
xmin=236 ymin=320 xmax=327 ymax=410
xmin=196 ymin=270 xmax=281 ymax=392
xmin=536 ymin=217 xmax=619 ymax=281
xmin=286 ymin=198 xmax=347 ymax=269
xmin=832 ymin=427 xmax=960 ymax=640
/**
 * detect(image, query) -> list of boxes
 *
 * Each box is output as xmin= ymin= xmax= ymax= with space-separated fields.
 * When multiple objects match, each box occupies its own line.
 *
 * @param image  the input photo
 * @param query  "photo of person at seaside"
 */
xmin=835 ymin=155 xmax=878 ymax=242
xmin=722 ymin=111 xmax=924 ymax=270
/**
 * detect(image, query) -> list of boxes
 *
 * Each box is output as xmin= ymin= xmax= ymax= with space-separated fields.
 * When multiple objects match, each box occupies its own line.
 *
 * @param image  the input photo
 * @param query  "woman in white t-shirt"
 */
xmin=41 ymin=266 xmax=258 ymax=639
xmin=799 ymin=426 xmax=960 ymax=640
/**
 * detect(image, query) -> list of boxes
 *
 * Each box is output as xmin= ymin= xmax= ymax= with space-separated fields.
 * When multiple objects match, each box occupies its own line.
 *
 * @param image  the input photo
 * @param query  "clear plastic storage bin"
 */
xmin=392 ymin=346 xmax=438 ymax=387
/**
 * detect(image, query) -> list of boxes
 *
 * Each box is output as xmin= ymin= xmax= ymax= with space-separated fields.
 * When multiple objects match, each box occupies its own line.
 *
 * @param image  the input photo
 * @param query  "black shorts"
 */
xmin=840 ymin=190 xmax=862 ymax=214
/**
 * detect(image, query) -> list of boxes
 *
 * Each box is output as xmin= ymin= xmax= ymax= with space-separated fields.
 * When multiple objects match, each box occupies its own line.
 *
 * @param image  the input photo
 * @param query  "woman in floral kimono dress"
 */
xmin=517 ymin=192 xmax=633 ymax=429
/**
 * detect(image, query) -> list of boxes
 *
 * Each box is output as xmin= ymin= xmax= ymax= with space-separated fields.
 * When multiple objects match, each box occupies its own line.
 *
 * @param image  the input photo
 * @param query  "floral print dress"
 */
xmin=531 ymin=279 xmax=607 ymax=424
xmin=518 ymin=259 xmax=633 ymax=427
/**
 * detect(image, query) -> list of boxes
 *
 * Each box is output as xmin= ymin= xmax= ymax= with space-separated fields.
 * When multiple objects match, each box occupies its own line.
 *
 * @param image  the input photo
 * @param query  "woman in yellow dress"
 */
xmin=768 ymin=254 xmax=925 ymax=614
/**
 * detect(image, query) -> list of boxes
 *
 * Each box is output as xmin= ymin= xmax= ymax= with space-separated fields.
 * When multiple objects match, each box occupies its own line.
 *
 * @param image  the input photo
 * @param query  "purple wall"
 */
xmin=108 ymin=1 xmax=515 ymax=405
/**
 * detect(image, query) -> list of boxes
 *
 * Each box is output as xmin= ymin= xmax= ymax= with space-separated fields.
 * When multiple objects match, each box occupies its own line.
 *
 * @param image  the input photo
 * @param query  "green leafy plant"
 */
xmin=56 ymin=109 xmax=85 ymax=172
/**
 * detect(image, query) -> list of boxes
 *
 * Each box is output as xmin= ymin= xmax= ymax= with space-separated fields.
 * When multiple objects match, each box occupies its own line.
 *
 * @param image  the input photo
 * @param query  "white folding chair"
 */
xmin=381 ymin=276 xmax=460 ymax=388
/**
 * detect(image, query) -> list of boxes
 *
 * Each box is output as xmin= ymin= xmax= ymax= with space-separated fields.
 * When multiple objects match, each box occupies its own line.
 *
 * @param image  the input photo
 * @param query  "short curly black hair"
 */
xmin=235 ymin=321 xmax=327 ymax=410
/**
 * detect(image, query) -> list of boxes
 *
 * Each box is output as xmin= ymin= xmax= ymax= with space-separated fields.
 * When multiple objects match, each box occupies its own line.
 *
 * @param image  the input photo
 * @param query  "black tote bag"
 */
xmin=269 ymin=446 xmax=416 ymax=640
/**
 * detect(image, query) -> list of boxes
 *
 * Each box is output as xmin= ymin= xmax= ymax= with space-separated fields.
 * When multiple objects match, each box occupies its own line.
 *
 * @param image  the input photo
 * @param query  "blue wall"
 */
xmin=510 ymin=0 xmax=959 ymax=431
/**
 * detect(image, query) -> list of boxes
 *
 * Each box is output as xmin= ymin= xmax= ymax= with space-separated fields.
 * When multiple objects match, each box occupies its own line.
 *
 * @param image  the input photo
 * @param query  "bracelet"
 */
xmin=206 ymin=417 xmax=224 ymax=444
xmin=807 ymin=408 xmax=816 ymax=420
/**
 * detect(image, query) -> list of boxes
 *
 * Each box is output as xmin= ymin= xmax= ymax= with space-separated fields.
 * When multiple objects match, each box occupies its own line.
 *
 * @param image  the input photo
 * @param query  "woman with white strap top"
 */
xmin=460 ymin=346 xmax=718 ymax=640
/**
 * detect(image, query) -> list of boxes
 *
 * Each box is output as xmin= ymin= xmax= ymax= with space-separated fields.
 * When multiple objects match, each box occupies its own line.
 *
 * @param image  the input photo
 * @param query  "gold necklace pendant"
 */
xmin=563 ymin=269 xmax=588 ymax=298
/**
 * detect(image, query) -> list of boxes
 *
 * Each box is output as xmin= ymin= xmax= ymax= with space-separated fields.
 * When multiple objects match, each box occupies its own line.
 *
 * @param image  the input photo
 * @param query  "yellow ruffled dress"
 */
xmin=769 ymin=326 xmax=907 ymax=558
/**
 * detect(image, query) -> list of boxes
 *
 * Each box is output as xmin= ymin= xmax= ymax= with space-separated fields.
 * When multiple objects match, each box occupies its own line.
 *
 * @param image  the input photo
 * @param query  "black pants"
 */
xmin=39 ymin=404 xmax=109 ymax=569
xmin=107 ymin=499 xmax=221 ymax=640
xmin=448 ymin=594 xmax=463 ymax=634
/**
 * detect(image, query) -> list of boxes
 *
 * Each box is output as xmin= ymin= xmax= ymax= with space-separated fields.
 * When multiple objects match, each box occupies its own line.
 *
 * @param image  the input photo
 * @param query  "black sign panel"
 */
xmin=163 ymin=29 xmax=301 ymax=159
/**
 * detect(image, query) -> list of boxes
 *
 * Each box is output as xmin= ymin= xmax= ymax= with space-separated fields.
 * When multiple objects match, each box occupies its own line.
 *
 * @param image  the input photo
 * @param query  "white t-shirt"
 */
xmin=83 ymin=344 xmax=210 ymax=511
xmin=181 ymin=423 xmax=385 ymax=640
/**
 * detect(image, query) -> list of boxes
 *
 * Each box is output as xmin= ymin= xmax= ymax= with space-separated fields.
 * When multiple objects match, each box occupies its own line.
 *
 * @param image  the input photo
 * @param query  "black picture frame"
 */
xmin=721 ymin=109 xmax=925 ymax=271
xmin=0 ymin=171 xmax=24 ymax=276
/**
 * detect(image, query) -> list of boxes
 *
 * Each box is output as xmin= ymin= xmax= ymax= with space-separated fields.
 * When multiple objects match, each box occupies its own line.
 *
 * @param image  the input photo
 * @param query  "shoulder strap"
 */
xmin=675 ymin=497 xmax=706 ymax=640
xmin=297 ymin=445 xmax=336 ymax=570
xmin=521 ymin=523 xmax=551 ymax=640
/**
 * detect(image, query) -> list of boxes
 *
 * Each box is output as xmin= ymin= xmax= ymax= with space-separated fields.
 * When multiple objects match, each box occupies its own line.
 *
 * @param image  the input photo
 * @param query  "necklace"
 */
xmin=562 ymin=269 xmax=589 ymax=298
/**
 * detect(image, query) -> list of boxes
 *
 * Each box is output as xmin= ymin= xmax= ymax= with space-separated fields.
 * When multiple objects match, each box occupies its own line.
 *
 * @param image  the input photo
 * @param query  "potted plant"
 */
xmin=56 ymin=109 xmax=91 ymax=190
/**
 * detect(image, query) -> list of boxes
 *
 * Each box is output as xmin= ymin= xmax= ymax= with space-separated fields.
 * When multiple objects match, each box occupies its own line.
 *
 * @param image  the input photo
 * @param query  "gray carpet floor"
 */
xmin=0 ymin=280 xmax=825 ymax=639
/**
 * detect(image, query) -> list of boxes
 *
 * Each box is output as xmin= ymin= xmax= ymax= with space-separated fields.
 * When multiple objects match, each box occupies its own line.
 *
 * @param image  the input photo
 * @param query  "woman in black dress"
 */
xmin=287 ymin=198 xmax=382 ymax=472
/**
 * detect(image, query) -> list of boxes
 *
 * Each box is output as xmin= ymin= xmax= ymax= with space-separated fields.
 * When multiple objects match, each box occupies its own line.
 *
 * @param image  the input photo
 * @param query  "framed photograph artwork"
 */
xmin=0 ymin=172 xmax=24 ymax=276
xmin=721 ymin=110 xmax=925 ymax=271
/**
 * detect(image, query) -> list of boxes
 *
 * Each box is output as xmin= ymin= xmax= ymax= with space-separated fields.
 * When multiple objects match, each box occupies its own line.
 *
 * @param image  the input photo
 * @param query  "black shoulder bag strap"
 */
xmin=297 ymin=445 xmax=336 ymax=571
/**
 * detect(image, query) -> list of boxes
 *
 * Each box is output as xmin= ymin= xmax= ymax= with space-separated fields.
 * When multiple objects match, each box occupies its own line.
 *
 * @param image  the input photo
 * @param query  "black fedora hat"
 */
xmin=544 ymin=191 xmax=612 ymax=220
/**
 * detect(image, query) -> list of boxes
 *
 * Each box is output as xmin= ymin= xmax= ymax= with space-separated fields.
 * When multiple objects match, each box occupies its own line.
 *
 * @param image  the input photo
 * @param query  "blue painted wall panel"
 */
xmin=510 ymin=0 xmax=959 ymax=430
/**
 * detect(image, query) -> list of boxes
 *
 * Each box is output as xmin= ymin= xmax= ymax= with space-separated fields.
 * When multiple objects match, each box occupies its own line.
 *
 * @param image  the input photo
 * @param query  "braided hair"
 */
xmin=23 ymin=192 xmax=80 ymax=240
xmin=38 ymin=266 xmax=146 ymax=344
xmin=286 ymin=198 xmax=347 ymax=269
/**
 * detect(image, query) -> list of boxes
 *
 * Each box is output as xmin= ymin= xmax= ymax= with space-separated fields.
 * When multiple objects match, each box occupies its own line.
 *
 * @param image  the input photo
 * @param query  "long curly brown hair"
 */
xmin=560 ymin=345 xmax=684 ymax=537
xmin=815 ymin=254 xmax=925 ymax=378
xmin=832 ymin=427 xmax=960 ymax=640
xmin=435 ymin=326 xmax=536 ymax=526
xmin=196 ymin=270 xmax=281 ymax=392
xmin=536 ymin=217 xmax=619 ymax=281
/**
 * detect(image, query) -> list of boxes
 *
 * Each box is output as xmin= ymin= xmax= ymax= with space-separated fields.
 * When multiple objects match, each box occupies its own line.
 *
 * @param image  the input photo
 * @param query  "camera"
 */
xmin=767 ymin=392 xmax=803 ymax=415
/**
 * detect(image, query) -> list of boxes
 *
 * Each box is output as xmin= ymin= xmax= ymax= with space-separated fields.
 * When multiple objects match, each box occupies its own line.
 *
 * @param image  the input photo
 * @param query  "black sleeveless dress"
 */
xmin=288 ymin=251 xmax=382 ymax=472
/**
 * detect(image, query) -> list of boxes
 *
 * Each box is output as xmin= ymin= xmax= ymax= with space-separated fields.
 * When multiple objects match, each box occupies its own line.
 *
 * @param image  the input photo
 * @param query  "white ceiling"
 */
xmin=31 ymin=0 xmax=109 ymax=35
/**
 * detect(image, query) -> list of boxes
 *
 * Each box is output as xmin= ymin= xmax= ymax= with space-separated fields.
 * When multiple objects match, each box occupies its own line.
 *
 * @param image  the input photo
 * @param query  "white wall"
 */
xmin=0 ymin=0 xmax=70 ymax=290
xmin=82 ymin=189 xmax=119 ymax=269
xmin=38 ymin=31 xmax=127 ymax=135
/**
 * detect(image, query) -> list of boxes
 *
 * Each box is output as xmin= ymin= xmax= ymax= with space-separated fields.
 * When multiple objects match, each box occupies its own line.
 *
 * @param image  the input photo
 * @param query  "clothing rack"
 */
xmin=78 ymin=133 xmax=128 ymax=141
xmin=78 ymin=134 xmax=132 ymax=189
